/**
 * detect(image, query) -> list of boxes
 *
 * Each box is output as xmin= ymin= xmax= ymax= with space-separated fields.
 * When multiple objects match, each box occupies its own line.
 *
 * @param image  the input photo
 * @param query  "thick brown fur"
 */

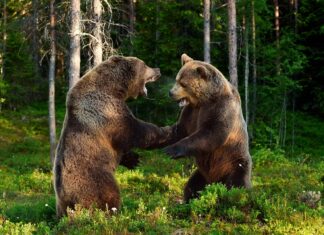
xmin=54 ymin=56 xmax=170 ymax=217
xmin=164 ymin=54 xmax=252 ymax=202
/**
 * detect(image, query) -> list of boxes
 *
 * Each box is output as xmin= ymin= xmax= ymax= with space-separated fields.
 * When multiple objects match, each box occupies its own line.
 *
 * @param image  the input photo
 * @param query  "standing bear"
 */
xmin=54 ymin=55 xmax=169 ymax=217
xmin=164 ymin=54 xmax=252 ymax=202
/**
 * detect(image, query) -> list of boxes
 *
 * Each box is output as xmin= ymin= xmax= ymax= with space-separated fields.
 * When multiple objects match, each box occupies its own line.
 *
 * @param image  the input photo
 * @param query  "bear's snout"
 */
xmin=146 ymin=68 xmax=161 ymax=82
xmin=153 ymin=68 xmax=161 ymax=77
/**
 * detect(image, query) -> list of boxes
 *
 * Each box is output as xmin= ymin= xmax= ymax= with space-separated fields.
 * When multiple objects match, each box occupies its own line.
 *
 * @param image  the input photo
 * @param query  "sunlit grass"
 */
xmin=0 ymin=103 xmax=323 ymax=234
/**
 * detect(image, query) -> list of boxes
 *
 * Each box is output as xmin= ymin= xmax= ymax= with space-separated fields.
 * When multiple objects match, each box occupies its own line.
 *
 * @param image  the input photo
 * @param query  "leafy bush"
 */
xmin=0 ymin=220 xmax=37 ymax=235
xmin=0 ymin=103 xmax=323 ymax=234
xmin=252 ymin=147 xmax=288 ymax=167
xmin=190 ymin=184 xmax=270 ymax=224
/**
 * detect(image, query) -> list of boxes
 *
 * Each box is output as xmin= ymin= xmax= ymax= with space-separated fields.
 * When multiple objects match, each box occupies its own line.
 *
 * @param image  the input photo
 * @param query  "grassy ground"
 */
xmin=0 ymin=103 xmax=323 ymax=234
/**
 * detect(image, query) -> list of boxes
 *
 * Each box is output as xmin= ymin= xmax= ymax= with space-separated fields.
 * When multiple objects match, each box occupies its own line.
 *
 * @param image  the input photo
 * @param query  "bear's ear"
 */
xmin=196 ymin=66 xmax=208 ymax=80
xmin=181 ymin=54 xmax=193 ymax=65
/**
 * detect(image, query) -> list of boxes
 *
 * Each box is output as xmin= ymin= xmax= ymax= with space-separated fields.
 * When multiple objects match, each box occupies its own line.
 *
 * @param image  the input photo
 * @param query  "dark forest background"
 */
xmin=0 ymin=1 xmax=323 ymax=233
xmin=1 ymin=0 xmax=323 ymax=153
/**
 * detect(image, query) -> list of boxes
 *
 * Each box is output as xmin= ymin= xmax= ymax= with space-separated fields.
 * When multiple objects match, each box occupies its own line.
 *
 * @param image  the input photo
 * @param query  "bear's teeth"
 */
xmin=143 ymin=86 xmax=148 ymax=96
xmin=179 ymin=99 xmax=188 ymax=107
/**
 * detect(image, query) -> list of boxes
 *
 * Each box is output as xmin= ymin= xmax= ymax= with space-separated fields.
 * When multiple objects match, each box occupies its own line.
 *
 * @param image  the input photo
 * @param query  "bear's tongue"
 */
xmin=179 ymin=98 xmax=189 ymax=107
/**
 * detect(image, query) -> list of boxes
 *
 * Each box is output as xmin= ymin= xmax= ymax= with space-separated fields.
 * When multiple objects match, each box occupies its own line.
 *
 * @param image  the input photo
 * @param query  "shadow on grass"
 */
xmin=1 ymin=195 xmax=57 ymax=224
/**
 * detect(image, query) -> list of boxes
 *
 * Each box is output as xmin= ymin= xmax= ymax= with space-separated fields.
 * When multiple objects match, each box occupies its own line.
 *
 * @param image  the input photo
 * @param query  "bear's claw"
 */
xmin=164 ymin=145 xmax=186 ymax=159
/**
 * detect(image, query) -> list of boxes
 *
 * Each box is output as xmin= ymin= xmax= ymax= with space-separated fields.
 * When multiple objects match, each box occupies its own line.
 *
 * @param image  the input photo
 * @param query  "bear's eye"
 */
xmin=180 ymin=82 xmax=187 ymax=88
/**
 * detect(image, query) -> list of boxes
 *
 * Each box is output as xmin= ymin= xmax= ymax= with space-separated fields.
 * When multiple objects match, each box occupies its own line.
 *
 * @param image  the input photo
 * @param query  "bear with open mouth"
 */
xmin=164 ymin=54 xmax=252 ymax=202
xmin=54 ymin=55 xmax=170 ymax=217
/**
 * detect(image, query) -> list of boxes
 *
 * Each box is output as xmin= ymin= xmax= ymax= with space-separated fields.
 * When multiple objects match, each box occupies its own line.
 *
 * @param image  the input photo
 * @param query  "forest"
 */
xmin=0 ymin=0 xmax=323 ymax=234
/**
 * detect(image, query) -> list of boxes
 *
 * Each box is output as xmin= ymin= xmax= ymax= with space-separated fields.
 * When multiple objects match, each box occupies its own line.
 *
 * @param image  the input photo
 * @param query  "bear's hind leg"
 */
xmin=94 ymin=171 xmax=121 ymax=211
xmin=70 ymin=169 xmax=121 ymax=213
xmin=184 ymin=170 xmax=208 ymax=203
xmin=56 ymin=199 xmax=68 ymax=218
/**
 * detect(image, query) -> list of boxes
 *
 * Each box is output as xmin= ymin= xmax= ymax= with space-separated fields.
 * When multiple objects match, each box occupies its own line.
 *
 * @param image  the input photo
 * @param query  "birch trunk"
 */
xmin=204 ymin=0 xmax=211 ymax=63
xmin=129 ymin=0 xmax=135 ymax=55
xmin=251 ymin=0 xmax=257 ymax=137
xmin=0 ymin=0 xmax=7 ymax=112
xmin=227 ymin=0 xmax=238 ymax=88
xmin=243 ymin=3 xmax=249 ymax=126
xmin=1 ymin=0 xmax=7 ymax=79
xmin=32 ymin=0 xmax=40 ymax=75
xmin=92 ymin=0 xmax=102 ymax=67
xmin=49 ymin=0 xmax=57 ymax=164
xmin=69 ymin=0 xmax=81 ymax=88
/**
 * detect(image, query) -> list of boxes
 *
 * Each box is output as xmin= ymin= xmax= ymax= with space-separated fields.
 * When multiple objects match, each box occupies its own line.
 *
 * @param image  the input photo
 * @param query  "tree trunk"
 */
xmin=279 ymin=94 xmax=287 ymax=147
xmin=273 ymin=0 xmax=280 ymax=75
xmin=243 ymin=2 xmax=249 ymax=126
xmin=92 ymin=0 xmax=102 ymax=67
xmin=291 ymin=97 xmax=295 ymax=154
xmin=49 ymin=0 xmax=57 ymax=164
xmin=1 ymin=0 xmax=7 ymax=79
xmin=32 ymin=0 xmax=40 ymax=76
xmin=155 ymin=0 xmax=160 ymax=67
xmin=251 ymin=0 xmax=257 ymax=138
xmin=273 ymin=0 xmax=286 ymax=147
xmin=294 ymin=0 xmax=298 ymax=33
xmin=0 ymin=0 xmax=7 ymax=112
xmin=227 ymin=0 xmax=238 ymax=88
xmin=129 ymin=0 xmax=135 ymax=55
xmin=69 ymin=0 xmax=81 ymax=89
xmin=291 ymin=0 xmax=298 ymax=152
xmin=204 ymin=0 xmax=211 ymax=63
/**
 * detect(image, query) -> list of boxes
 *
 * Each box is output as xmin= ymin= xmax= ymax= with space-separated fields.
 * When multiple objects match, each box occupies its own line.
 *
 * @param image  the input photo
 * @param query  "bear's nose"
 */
xmin=169 ymin=90 xmax=173 ymax=97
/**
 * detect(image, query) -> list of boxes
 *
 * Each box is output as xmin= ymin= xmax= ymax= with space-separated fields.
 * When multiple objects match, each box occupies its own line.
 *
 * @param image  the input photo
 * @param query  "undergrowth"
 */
xmin=0 ymin=103 xmax=323 ymax=234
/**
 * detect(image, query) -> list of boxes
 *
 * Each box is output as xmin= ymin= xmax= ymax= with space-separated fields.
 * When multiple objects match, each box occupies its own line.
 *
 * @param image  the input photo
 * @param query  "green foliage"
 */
xmin=2 ymin=27 xmax=45 ymax=108
xmin=126 ymin=0 xmax=203 ymax=75
xmin=190 ymin=184 xmax=270 ymax=224
xmin=298 ymin=0 xmax=324 ymax=115
xmin=1 ymin=0 xmax=324 ymax=233
xmin=250 ymin=29 xmax=307 ymax=148
xmin=252 ymin=147 xmax=287 ymax=167
xmin=0 ymin=221 xmax=37 ymax=235
xmin=0 ymin=103 xmax=323 ymax=234
xmin=126 ymin=76 xmax=179 ymax=125
xmin=0 ymin=76 xmax=8 ymax=108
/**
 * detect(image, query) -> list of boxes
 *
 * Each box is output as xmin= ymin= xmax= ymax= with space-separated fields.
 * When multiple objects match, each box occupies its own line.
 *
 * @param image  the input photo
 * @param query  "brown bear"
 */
xmin=54 ymin=55 xmax=170 ymax=217
xmin=163 ymin=54 xmax=252 ymax=202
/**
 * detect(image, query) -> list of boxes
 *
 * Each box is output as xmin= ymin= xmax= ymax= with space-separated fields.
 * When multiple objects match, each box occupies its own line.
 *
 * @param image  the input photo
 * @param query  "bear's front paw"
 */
xmin=160 ymin=126 xmax=172 ymax=140
xmin=164 ymin=145 xmax=187 ymax=159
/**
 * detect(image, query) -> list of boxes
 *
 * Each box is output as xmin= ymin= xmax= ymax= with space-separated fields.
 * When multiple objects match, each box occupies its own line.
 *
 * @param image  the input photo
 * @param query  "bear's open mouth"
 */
xmin=146 ymin=75 xmax=160 ymax=83
xmin=178 ymin=98 xmax=189 ymax=107
xmin=142 ymin=75 xmax=160 ymax=96
xmin=142 ymin=85 xmax=148 ymax=96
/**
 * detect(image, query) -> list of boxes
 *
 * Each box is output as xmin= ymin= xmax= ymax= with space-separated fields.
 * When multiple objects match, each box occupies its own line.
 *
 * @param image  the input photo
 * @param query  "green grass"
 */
xmin=0 ymin=103 xmax=323 ymax=234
